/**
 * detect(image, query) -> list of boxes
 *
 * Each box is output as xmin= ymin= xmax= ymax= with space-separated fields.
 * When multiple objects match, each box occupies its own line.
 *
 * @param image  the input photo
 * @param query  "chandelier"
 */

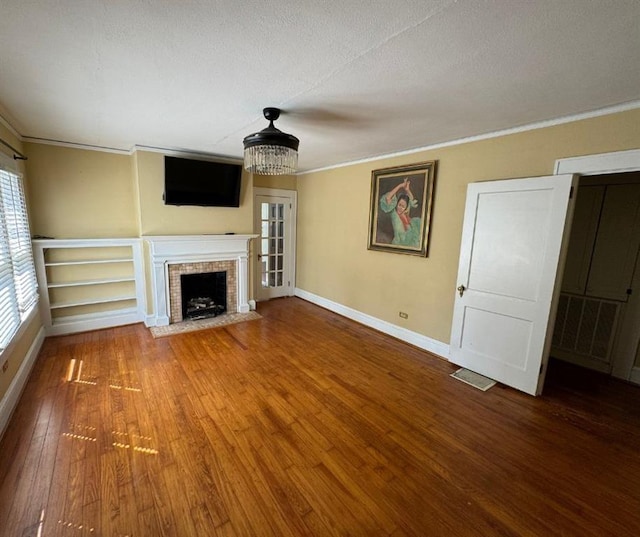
xmin=243 ymin=107 xmax=299 ymax=175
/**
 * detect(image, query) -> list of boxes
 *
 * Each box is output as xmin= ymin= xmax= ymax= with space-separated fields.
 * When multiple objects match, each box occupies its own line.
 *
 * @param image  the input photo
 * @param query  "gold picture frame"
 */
xmin=367 ymin=161 xmax=436 ymax=256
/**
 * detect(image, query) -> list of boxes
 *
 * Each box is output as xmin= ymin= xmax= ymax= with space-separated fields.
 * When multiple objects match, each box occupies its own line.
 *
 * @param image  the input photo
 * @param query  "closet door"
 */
xmin=587 ymin=184 xmax=640 ymax=301
xmin=561 ymin=186 xmax=604 ymax=294
xmin=450 ymin=174 xmax=576 ymax=396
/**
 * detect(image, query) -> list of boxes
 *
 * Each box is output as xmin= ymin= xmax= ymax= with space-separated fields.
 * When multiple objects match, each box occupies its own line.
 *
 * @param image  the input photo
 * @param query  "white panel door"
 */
xmin=450 ymin=174 xmax=576 ymax=395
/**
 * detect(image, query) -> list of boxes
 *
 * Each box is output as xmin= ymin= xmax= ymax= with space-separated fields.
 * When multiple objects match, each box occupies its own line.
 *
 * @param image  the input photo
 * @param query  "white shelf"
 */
xmin=32 ymin=238 xmax=146 ymax=335
xmin=45 ymin=257 xmax=133 ymax=267
xmin=48 ymin=307 xmax=141 ymax=336
xmin=52 ymin=307 xmax=139 ymax=325
xmin=50 ymin=294 xmax=138 ymax=310
xmin=47 ymin=277 xmax=135 ymax=288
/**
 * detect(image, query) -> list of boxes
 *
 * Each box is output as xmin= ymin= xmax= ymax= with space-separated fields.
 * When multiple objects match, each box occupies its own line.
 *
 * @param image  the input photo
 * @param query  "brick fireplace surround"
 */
xmin=144 ymin=235 xmax=256 ymax=326
xmin=168 ymin=260 xmax=236 ymax=323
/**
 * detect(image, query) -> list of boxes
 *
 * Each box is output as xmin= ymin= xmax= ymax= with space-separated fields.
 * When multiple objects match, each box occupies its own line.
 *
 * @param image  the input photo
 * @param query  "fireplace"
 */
xmin=168 ymin=260 xmax=236 ymax=324
xmin=145 ymin=235 xmax=256 ymax=327
xmin=181 ymin=271 xmax=227 ymax=320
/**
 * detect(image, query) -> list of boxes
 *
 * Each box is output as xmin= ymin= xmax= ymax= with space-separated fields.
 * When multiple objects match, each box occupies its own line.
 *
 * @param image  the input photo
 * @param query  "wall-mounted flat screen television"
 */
xmin=163 ymin=156 xmax=242 ymax=207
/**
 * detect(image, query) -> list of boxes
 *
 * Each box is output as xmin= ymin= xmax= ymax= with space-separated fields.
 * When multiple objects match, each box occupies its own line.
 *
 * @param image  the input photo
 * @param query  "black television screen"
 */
xmin=164 ymin=156 xmax=242 ymax=207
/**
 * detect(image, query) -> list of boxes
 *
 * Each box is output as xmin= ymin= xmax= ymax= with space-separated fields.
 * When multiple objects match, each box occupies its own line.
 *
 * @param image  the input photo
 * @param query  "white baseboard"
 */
xmin=630 ymin=367 xmax=640 ymax=386
xmin=294 ymin=288 xmax=450 ymax=359
xmin=0 ymin=327 xmax=46 ymax=440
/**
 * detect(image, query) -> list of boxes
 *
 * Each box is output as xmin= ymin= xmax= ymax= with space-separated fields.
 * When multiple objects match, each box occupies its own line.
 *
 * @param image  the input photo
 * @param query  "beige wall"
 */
xmin=22 ymin=146 xmax=259 ymax=315
xmin=22 ymin=142 xmax=292 ymax=244
xmin=133 ymin=151 xmax=256 ymax=313
xmin=253 ymin=173 xmax=297 ymax=190
xmin=24 ymin=143 xmax=139 ymax=238
xmin=0 ymin=315 xmax=42 ymax=403
xmin=135 ymin=151 xmax=253 ymax=236
xmin=296 ymin=109 xmax=640 ymax=346
xmin=6 ymin=109 xmax=640 ymax=382
xmin=0 ymin=124 xmax=43 ymax=407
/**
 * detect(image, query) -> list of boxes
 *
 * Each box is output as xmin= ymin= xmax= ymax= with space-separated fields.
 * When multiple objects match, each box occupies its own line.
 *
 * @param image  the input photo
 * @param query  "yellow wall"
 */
xmin=21 ymin=144 xmax=262 ymax=317
xmin=22 ymin=143 xmax=291 ymax=243
xmin=24 ymin=143 xmax=139 ymax=238
xmin=133 ymin=151 xmax=256 ymax=312
xmin=135 ymin=151 xmax=253 ymax=236
xmin=296 ymin=109 xmax=640 ymax=346
xmin=253 ymin=173 xmax=297 ymax=190
xmin=8 ymin=109 xmax=640 ymax=367
xmin=0 ymin=123 xmax=43 ymax=407
xmin=0 ymin=315 xmax=42 ymax=403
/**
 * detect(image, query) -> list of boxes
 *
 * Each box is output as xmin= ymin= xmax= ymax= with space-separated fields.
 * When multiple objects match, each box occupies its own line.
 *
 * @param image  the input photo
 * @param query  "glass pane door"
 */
xmin=259 ymin=199 xmax=288 ymax=297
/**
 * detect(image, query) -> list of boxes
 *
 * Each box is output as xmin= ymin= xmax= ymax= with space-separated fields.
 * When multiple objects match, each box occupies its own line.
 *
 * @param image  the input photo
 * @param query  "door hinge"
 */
xmin=627 ymin=288 xmax=633 ymax=296
xmin=569 ymin=186 xmax=574 ymax=199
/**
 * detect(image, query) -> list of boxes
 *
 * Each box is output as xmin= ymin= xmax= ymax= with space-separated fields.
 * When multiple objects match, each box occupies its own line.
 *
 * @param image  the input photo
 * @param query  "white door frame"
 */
xmin=253 ymin=187 xmax=297 ymax=300
xmin=555 ymin=149 xmax=640 ymax=382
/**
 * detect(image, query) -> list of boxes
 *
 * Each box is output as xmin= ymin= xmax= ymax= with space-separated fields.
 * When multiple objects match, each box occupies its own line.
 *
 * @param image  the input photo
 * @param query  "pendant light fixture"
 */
xmin=243 ymin=107 xmax=299 ymax=175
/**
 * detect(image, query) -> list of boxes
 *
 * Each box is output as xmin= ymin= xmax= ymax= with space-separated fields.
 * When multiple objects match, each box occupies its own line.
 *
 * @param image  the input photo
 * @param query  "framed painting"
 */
xmin=367 ymin=161 xmax=436 ymax=256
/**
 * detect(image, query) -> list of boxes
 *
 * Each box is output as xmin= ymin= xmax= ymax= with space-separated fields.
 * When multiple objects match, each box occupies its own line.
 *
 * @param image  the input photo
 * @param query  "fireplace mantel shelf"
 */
xmin=145 ymin=234 xmax=257 ymax=258
xmin=145 ymin=234 xmax=257 ymax=326
xmin=144 ymin=234 xmax=257 ymax=241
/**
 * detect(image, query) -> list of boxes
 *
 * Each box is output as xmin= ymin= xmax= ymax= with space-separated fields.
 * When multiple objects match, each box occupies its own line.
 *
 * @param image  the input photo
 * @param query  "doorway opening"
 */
xmin=449 ymin=149 xmax=640 ymax=397
xmin=552 ymin=171 xmax=640 ymax=383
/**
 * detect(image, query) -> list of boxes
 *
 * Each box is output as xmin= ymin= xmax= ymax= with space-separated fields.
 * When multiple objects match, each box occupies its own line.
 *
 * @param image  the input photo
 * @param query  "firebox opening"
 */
xmin=180 ymin=271 xmax=227 ymax=321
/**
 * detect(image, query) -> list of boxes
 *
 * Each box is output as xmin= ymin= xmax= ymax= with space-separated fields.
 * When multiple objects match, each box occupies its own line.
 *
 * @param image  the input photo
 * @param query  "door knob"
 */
xmin=457 ymin=285 xmax=466 ymax=297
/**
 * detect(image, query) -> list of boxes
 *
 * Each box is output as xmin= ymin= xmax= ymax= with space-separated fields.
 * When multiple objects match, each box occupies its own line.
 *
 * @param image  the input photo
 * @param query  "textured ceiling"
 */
xmin=0 ymin=0 xmax=639 ymax=172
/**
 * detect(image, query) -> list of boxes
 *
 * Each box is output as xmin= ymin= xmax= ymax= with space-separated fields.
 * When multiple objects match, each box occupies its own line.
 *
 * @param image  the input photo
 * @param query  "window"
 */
xmin=0 ymin=158 xmax=38 ymax=351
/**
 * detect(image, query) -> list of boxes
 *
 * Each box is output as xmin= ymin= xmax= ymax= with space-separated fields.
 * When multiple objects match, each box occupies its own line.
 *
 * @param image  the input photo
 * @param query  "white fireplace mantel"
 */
xmin=144 ymin=234 xmax=257 ymax=326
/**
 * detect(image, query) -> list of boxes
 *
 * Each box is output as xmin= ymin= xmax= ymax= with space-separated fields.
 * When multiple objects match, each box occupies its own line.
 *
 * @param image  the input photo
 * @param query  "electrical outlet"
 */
xmin=399 ymin=311 xmax=408 ymax=319
xmin=2 ymin=359 xmax=8 ymax=373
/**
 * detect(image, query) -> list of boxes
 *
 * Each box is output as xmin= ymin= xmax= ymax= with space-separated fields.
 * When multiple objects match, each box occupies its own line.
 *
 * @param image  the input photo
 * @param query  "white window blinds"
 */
xmin=0 ymin=164 xmax=38 ymax=351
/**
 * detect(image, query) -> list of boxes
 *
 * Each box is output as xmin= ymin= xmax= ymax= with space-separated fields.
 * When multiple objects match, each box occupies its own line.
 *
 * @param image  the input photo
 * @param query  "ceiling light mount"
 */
xmin=243 ymin=107 xmax=299 ymax=175
xmin=262 ymin=107 xmax=281 ymax=122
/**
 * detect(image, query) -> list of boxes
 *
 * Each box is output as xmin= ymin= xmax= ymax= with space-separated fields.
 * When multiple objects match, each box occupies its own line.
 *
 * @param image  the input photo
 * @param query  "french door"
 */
xmin=254 ymin=189 xmax=297 ymax=301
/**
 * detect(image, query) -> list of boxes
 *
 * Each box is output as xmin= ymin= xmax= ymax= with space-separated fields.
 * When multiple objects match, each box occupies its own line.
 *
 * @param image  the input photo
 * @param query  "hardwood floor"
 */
xmin=1 ymin=297 xmax=639 ymax=536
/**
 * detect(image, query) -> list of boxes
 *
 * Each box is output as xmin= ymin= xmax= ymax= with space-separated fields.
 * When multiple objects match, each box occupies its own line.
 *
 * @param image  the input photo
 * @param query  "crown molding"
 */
xmin=298 ymin=100 xmax=640 ymax=176
xmin=17 ymin=137 xmax=243 ymax=163
xmin=21 ymin=137 xmax=131 ymax=155
xmin=0 ymin=113 xmax=23 ymax=140
xmin=8 ymin=99 xmax=640 ymax=170
xmin=132 ymin=144 xmax=242 ymax=164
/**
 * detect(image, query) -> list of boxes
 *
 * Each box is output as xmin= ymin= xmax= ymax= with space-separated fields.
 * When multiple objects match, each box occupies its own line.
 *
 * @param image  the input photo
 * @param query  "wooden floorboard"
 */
xmin=1 ymin=296 xmax=640 ymax=536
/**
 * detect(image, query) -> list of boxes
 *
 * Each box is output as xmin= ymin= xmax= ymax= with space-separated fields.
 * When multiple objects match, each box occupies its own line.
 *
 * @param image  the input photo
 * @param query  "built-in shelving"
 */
xmin=47 ymin=277 xmax=136 ymax=288
xmin=32 ymin=238 xmax=146 ymax=336
xmin=45 ymin=257 xmax=134 ymax=267
xmin=49 ymin=294 xmax=139 ymax=309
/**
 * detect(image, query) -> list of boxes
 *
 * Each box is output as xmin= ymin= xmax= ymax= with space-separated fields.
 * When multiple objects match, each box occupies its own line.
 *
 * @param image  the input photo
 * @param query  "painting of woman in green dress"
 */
xmin=379 ymin=177 xmax=422 ymax=248
xmin=368 ymin=161 xmax=436 ymax=257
